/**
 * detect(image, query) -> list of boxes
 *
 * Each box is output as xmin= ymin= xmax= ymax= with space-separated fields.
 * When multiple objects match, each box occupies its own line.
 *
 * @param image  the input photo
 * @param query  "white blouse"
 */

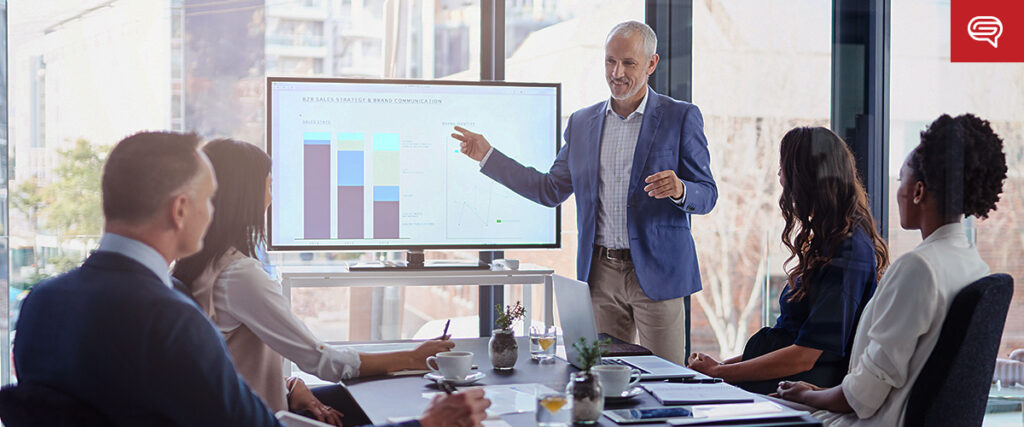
xmin=815 ymin=223 xmax=989 ymax=426
xmin=209 ymin=252 xmax=361 ymax=382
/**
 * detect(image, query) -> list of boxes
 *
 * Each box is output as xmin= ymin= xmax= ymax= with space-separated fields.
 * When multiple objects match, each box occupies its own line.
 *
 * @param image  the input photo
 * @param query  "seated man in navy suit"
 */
xmin=13 ymin=131 xmax=488 ymax=426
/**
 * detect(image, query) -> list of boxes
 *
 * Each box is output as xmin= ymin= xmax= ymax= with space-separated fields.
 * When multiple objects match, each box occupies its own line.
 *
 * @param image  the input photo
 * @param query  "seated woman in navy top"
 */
xmin=688 ymin=127 xmax=890 ymax=394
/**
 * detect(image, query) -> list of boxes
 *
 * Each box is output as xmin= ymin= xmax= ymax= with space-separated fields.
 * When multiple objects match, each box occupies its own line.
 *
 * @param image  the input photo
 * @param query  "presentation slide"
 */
xmin=268 ymin=79 xmax=560 ymax=249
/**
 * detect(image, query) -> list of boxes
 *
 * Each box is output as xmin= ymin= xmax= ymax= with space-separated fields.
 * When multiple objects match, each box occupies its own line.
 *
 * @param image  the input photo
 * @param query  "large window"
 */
xmin=689 ymin=0 xmax=832 ymax=359
xmin=7 ymin=0 xmax=647 ymax=363
xmin=889 ymin=0 xmax=1024 ymax=356
xmin=4 ymin=0 xmax=486 ymax=366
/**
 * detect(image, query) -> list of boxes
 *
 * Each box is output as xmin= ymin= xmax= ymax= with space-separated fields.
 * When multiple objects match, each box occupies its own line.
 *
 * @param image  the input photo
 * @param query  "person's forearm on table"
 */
xmin=712 ymin=345 xmax=821 ymax=383
xmin=358 ymin=351 xmax=421 ymax=376
xmin=800 ymin=386 xmax=854 ymax=413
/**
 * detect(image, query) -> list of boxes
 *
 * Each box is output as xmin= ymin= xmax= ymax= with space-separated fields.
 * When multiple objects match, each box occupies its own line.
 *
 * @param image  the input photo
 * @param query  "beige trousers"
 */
xmin=588 ymin=249 xmax=687 ymax=366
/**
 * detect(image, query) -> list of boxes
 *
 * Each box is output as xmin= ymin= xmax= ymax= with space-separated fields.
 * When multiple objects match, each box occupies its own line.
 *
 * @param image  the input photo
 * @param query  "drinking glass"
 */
xmin=529 ymin=325 xmax=557 ymax=363
xmin=536 ymin=392 xmax=570 ymax=426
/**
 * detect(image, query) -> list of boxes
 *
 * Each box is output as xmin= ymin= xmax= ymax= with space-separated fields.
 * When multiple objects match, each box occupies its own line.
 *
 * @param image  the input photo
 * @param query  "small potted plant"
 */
xmin=489 ymin=301 xmax=525 ymax=370
xmin=566 ymin=337 xmax=609 ymax=424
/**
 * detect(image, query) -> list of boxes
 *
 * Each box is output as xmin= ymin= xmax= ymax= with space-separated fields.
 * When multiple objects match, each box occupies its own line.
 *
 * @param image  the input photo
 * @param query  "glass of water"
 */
xmin=530 ymin=325 xmax=557 ymax=363
xmin=536 ymin=392 xmax=570 ymax=426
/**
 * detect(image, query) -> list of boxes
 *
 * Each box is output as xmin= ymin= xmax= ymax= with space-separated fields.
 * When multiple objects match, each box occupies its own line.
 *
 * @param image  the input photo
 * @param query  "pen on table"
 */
xmin=667 ymin=377 xmax=723 ymax=384
xmin=439 ymin=381 xmax=457 ymax=395
xmin=441 ymin=319 xmax=451 ymax=339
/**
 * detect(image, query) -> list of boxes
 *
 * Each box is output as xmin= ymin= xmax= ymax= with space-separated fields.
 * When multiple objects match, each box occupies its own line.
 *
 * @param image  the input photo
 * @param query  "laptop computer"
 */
xmin=553 ymin=275 xmax=699 ymax=380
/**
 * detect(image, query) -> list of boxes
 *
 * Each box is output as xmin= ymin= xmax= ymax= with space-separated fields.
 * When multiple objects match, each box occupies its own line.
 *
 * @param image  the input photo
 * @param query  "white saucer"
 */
xmin=424 ymin=371 xmax=486 ymax=386
xmin=604 ymin=386 xmax=644 ymax=403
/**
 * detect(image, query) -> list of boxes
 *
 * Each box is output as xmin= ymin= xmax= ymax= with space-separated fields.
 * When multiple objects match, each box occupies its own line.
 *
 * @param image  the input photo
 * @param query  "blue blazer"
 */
xmin=13 ymin=252 xmax=280 ymax=426
xmin=482 ymin=88 xmax=717 ymax=301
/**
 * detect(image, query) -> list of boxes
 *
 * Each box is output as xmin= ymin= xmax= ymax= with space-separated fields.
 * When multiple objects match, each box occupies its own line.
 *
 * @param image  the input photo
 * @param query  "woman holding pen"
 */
xmin=173 ymin=138 xmax=455 ymax=426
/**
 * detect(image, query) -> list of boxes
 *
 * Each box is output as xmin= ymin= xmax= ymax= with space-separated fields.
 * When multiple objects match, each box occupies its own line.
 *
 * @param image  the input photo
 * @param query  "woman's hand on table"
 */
xmin=775 ymin=380 xmax=821 ymax=404
xmin=687 ymin=352 xmax=723 ymax=377
xmin=287 ymin=379 xmax=344 ymax=426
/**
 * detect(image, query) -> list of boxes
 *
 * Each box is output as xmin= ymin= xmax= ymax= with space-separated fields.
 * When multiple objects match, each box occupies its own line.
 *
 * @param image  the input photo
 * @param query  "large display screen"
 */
xmin=267 ymin=77 xmax=561 ymax=251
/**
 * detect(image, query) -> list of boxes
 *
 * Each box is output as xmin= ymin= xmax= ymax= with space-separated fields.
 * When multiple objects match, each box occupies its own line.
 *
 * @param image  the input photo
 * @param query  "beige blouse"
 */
xmin=188 ymin=249 xmax=361 ymax=412
xmin=815 ymin=223 xmax=989 ymax=426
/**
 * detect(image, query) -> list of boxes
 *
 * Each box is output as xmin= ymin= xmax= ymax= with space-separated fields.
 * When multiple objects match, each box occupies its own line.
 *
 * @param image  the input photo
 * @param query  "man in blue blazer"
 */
xmin=13 ymin=132 xmax=488 ymax=426
xmin=453 ymin=21 xmax=716 ymax=364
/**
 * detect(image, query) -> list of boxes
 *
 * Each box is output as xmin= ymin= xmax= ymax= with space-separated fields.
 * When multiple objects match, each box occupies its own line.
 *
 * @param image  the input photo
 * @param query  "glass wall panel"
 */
xmin=690 ymin=0 xmax=832 ymax=358
xmin=889 ymin=0 xmax=1024 ymax=355
xmin=1 ymin=0 xmax=9 ymax=385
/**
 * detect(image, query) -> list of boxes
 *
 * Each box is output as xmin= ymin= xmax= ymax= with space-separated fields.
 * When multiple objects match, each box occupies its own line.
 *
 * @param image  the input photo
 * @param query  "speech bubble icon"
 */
xmin=968 ymin=16 xmax=1003 ymax=48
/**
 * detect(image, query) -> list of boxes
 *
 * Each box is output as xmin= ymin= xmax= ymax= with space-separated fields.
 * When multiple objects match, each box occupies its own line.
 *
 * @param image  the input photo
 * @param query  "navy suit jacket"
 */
xmin=482 ymin=88 xmax=717 ymax=300
xmin=13 ymin=251 xmax=281 ymax=426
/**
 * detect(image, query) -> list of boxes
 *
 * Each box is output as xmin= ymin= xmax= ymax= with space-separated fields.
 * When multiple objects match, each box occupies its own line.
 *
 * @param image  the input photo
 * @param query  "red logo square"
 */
xmin=951 ymin=0 xmax=1024 ymax=62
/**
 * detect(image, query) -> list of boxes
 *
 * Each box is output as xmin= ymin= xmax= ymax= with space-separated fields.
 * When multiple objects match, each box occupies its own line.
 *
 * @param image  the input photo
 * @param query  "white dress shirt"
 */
xmin=207 ymin=250 xmax=361 ymax=382
xmin=593 ymin=90 xmax=648 ymax=249
xmin=96 ymin=232 xmax=173 ymax=288
xmin=815 ymin=223 xmax=989 ymax=426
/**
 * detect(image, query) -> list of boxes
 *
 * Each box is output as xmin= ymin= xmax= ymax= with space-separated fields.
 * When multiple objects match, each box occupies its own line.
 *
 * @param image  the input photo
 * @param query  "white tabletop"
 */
xmin=278 ymin=262 xmax=553 ymax=276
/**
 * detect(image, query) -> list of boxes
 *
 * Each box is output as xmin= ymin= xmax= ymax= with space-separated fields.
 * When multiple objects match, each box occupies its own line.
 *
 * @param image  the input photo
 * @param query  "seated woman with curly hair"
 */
xmin=688 ymin=127 xmax=889 ymax=394
xmin=776 ymin=113 xmax=1008 ymax=426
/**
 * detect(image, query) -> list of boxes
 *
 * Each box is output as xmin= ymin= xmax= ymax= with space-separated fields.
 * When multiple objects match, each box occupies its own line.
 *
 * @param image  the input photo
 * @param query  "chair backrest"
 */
xmin=0 ymin=382 xmax=109 ymax=426
xmin=904 ymin=273 xmax=1014 ymax=427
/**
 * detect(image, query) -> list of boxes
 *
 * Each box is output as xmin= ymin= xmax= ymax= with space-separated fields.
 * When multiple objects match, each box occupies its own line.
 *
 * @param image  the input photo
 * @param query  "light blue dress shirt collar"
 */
xmin=96 ymin=232 xmax=173 ymax=288
xmin=605 ymin=86 xmax=651 ymax=119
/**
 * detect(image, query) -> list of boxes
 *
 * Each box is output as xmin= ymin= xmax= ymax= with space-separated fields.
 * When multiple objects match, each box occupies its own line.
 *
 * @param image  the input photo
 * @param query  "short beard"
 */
xmin=610 ymin=80 xmax=645 ymax=101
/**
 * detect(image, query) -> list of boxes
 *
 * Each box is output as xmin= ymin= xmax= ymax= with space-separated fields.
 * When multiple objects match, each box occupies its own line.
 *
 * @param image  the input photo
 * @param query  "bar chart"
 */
xmin=372 ymin=133 xmax=400 ymax=239
xmin=303 ymin=132 xmax=331 ymax=239
xmin=336 ymin=133 xmax=365 ymax=239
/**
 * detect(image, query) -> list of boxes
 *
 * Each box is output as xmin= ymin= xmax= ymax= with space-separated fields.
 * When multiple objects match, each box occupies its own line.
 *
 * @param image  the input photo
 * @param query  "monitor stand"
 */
xmin=349 ymin=249 xmax=490 ymax=271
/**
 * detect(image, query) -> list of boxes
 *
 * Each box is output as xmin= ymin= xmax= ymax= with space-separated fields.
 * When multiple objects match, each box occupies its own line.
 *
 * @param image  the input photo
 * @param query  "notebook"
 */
xmin=643 ymin=382 xmax=756 ymax=405
xmin=667 ymin=401 xmax=813 ymax=426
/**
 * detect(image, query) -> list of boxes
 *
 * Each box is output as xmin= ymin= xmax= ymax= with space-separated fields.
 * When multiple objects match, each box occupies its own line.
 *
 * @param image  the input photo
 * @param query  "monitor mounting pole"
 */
xmin=406 ymin=248 xmax=425 ymax=269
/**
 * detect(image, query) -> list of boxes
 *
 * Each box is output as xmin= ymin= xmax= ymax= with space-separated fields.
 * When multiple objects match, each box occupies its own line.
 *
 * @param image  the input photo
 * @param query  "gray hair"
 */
xmin=606 ymin=20 xmax=657 ymax=59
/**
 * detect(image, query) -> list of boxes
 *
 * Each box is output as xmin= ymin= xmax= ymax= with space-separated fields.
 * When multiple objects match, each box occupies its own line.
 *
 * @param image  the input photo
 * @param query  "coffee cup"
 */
xmin=426 ymin=351 xmax=474 ymax=380
xmin=593 ymin=365 xmax=641 ymax=396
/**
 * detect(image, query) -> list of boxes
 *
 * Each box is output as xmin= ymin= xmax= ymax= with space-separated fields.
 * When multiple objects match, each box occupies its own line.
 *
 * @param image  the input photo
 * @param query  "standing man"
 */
xmin=452 ymin=21 xmax=716 ymax=365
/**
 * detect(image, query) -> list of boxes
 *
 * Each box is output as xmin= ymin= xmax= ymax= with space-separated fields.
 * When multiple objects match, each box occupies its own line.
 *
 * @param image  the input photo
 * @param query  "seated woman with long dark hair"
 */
xmin=173 ymin=139 xmax=455 ymax=426
xmin=688 ymin=127 xmax=889 ymax=394
xmin=776 ymin=114 xmax=1007 ymax=425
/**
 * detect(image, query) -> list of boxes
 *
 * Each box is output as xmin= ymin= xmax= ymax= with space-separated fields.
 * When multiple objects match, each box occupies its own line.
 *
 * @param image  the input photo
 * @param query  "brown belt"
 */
xmin=595 ymin=245 xmax=631 ymax=261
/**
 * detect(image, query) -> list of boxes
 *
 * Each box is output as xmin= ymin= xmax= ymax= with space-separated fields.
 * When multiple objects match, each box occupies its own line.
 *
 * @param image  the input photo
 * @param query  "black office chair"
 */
xmin=904 ymin=273 xmax=1014 ymax=427
xmin=0 ymin=382 xmax=110 ymax=426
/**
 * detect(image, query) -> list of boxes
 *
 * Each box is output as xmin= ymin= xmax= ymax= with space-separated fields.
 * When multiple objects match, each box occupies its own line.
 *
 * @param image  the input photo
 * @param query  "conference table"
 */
xmin=342 ymin=337 xmax=822 ymax=426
